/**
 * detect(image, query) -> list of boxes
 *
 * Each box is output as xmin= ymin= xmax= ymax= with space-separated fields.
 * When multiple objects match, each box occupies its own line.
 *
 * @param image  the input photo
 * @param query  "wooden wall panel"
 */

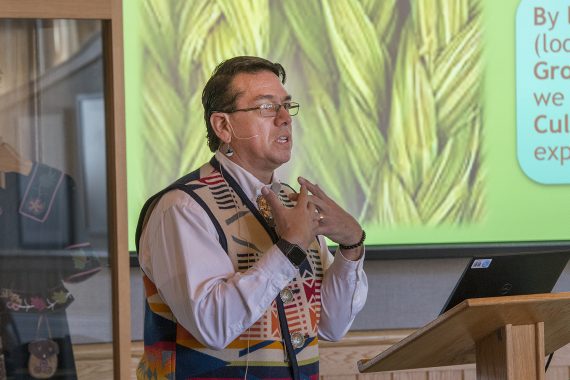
xmin=428 ymin=371 xmax=465 ymax=380
xmin=0 ymin=0 xmax=111 ymax=19
xmin=71 ymin=330 xmax=570 ymax=379
xmin=358 ymin=373 xmax=393 ymax=380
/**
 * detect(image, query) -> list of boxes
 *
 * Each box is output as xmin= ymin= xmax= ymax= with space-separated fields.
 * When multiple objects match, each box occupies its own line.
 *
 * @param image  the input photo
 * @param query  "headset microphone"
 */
xmin=228 ymin=122 xmax=259 ymax=140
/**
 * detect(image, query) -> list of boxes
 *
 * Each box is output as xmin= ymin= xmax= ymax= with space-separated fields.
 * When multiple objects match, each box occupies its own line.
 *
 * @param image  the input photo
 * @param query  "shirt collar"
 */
xmin=214 ymin=151 xmax=282 ymax=205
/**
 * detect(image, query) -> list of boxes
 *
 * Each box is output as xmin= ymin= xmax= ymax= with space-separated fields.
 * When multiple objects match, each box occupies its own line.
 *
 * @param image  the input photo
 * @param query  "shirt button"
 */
xmin=290 ymin=331 xmax=305 ymax=349
xmin=280 ymin=288 xmax=294 ymax=304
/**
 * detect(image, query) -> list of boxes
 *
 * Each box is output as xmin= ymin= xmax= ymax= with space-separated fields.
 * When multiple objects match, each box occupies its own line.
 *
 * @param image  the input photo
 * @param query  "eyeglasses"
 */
xmin=222 ymin=102 xmax=300 ymax=117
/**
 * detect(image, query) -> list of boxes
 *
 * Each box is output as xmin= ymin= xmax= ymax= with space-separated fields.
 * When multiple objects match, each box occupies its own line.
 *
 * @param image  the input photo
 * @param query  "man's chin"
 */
xmin=270 ymin=154 xmax=292 ymax=170
xmin=280 ymin=152 xmax=292 ymax=165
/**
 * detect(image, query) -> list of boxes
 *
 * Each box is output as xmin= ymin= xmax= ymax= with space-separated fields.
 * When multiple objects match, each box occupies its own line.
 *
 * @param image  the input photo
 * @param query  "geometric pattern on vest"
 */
xmin=137 ymin=160 xmax=324 ymax=379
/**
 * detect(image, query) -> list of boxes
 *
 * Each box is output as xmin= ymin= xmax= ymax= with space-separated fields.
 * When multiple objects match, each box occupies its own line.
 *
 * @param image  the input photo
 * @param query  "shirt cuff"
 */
xmin=330 ymin=246 xmax=366 ymax=280
xmin=255 ymin=243 xmax=299 ymax=286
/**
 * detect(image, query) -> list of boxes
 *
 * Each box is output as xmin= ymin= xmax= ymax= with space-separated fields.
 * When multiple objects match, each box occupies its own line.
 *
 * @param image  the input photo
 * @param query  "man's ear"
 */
xmin=210 ymin=112 xmax=232 ymax=144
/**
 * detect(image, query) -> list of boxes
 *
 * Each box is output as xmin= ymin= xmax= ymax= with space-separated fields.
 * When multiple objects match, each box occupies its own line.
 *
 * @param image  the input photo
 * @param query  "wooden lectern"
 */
xmin=358 ymin=292 xmax=570 ymax=380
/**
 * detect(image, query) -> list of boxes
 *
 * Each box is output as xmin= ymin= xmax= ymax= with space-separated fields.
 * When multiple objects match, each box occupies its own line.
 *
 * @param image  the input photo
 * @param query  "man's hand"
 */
xmin=261 ymin=185 xmax=320 ymax=250
xmin=288 ymin=177 xmax=364 ymax=261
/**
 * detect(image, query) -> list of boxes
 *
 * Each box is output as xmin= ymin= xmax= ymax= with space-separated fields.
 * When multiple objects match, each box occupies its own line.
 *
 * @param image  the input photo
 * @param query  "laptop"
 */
xmin=440 ymin=249 xmax=570 ymax=315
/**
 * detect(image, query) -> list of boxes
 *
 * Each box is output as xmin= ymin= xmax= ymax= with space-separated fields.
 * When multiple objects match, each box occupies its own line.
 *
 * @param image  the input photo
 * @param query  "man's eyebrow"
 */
xmin=252 ymin=94 xmax=293 ymax=102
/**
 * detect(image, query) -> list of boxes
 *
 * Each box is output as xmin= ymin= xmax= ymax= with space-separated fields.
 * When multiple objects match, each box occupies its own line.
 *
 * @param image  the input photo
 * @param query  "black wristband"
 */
xmin=338 ymin=230 xmax=366 ymax=250
xmin=276 ymin=239 xmax=307 ymax=267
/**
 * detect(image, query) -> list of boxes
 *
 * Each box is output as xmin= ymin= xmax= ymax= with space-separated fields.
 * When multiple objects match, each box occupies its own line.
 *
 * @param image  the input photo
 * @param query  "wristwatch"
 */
xmin=276 ymin=239 xmax=307 ymax=268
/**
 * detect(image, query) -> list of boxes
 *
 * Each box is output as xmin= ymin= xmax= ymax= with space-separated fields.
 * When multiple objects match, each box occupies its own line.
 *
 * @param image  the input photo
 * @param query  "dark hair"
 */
xmin=202 ymin=56 xmax=287 ymax=152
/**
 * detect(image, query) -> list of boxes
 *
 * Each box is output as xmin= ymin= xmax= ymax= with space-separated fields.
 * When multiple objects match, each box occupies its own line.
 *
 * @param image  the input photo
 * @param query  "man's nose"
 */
xmin=275 ymin=105 xmax=292 ymax=127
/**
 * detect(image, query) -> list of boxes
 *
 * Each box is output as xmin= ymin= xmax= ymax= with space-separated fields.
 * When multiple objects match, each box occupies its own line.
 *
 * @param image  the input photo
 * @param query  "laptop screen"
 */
xmin=440 ymin=249 xmax=570 ymax=315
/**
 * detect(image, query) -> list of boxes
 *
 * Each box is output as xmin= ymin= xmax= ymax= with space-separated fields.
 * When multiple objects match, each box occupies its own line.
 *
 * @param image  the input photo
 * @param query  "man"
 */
xmin=136 ymin=56 xmax=368 ymax=379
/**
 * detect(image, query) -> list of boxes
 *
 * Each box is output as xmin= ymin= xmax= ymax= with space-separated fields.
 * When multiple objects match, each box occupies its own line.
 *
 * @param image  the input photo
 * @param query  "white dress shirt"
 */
xmin=139 ymin=151 xmax=368 ymax=349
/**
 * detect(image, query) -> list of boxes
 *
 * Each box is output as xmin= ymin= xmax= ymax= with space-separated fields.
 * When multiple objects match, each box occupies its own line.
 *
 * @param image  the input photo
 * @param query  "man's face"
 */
xmin=225 ymin=71 xmax=293 ymax=177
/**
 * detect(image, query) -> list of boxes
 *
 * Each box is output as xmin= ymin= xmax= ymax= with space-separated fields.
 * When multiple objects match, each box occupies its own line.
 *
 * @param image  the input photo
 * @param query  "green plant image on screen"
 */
xmin=124 ymin=0 xmax=570 ymax=251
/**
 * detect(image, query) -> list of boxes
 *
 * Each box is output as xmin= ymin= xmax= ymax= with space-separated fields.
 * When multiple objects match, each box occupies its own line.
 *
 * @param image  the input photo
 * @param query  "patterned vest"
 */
xmin=136 ymin=158 xmax=324 ymax=379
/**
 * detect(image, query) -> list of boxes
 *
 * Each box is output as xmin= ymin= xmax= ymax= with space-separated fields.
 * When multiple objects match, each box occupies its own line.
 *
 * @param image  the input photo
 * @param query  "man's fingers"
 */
xmin=298 ymin=176 xmax=329 ymax=200
xmin=260 ymin=186 xmax=281 ymax=209
xmin=296 ymin=184 xmax=309 ymax=206
xmin=287 ymin=193 xmax=297 ymax=201
xmin=307 ymin=201 xmax=318 ymax=216
xmin=288 ymin=193 xmax=326 ymax=210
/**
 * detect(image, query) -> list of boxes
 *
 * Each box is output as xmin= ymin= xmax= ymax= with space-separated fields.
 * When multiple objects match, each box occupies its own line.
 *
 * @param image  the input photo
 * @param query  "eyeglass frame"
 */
xmin=216 ymin=102 xmax=300 ymax=117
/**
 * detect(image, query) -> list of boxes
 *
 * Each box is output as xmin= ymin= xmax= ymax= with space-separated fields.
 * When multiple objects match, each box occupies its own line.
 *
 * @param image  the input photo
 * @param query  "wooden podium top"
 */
xmin=358 ymin=292 xmax=570 ymax=373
